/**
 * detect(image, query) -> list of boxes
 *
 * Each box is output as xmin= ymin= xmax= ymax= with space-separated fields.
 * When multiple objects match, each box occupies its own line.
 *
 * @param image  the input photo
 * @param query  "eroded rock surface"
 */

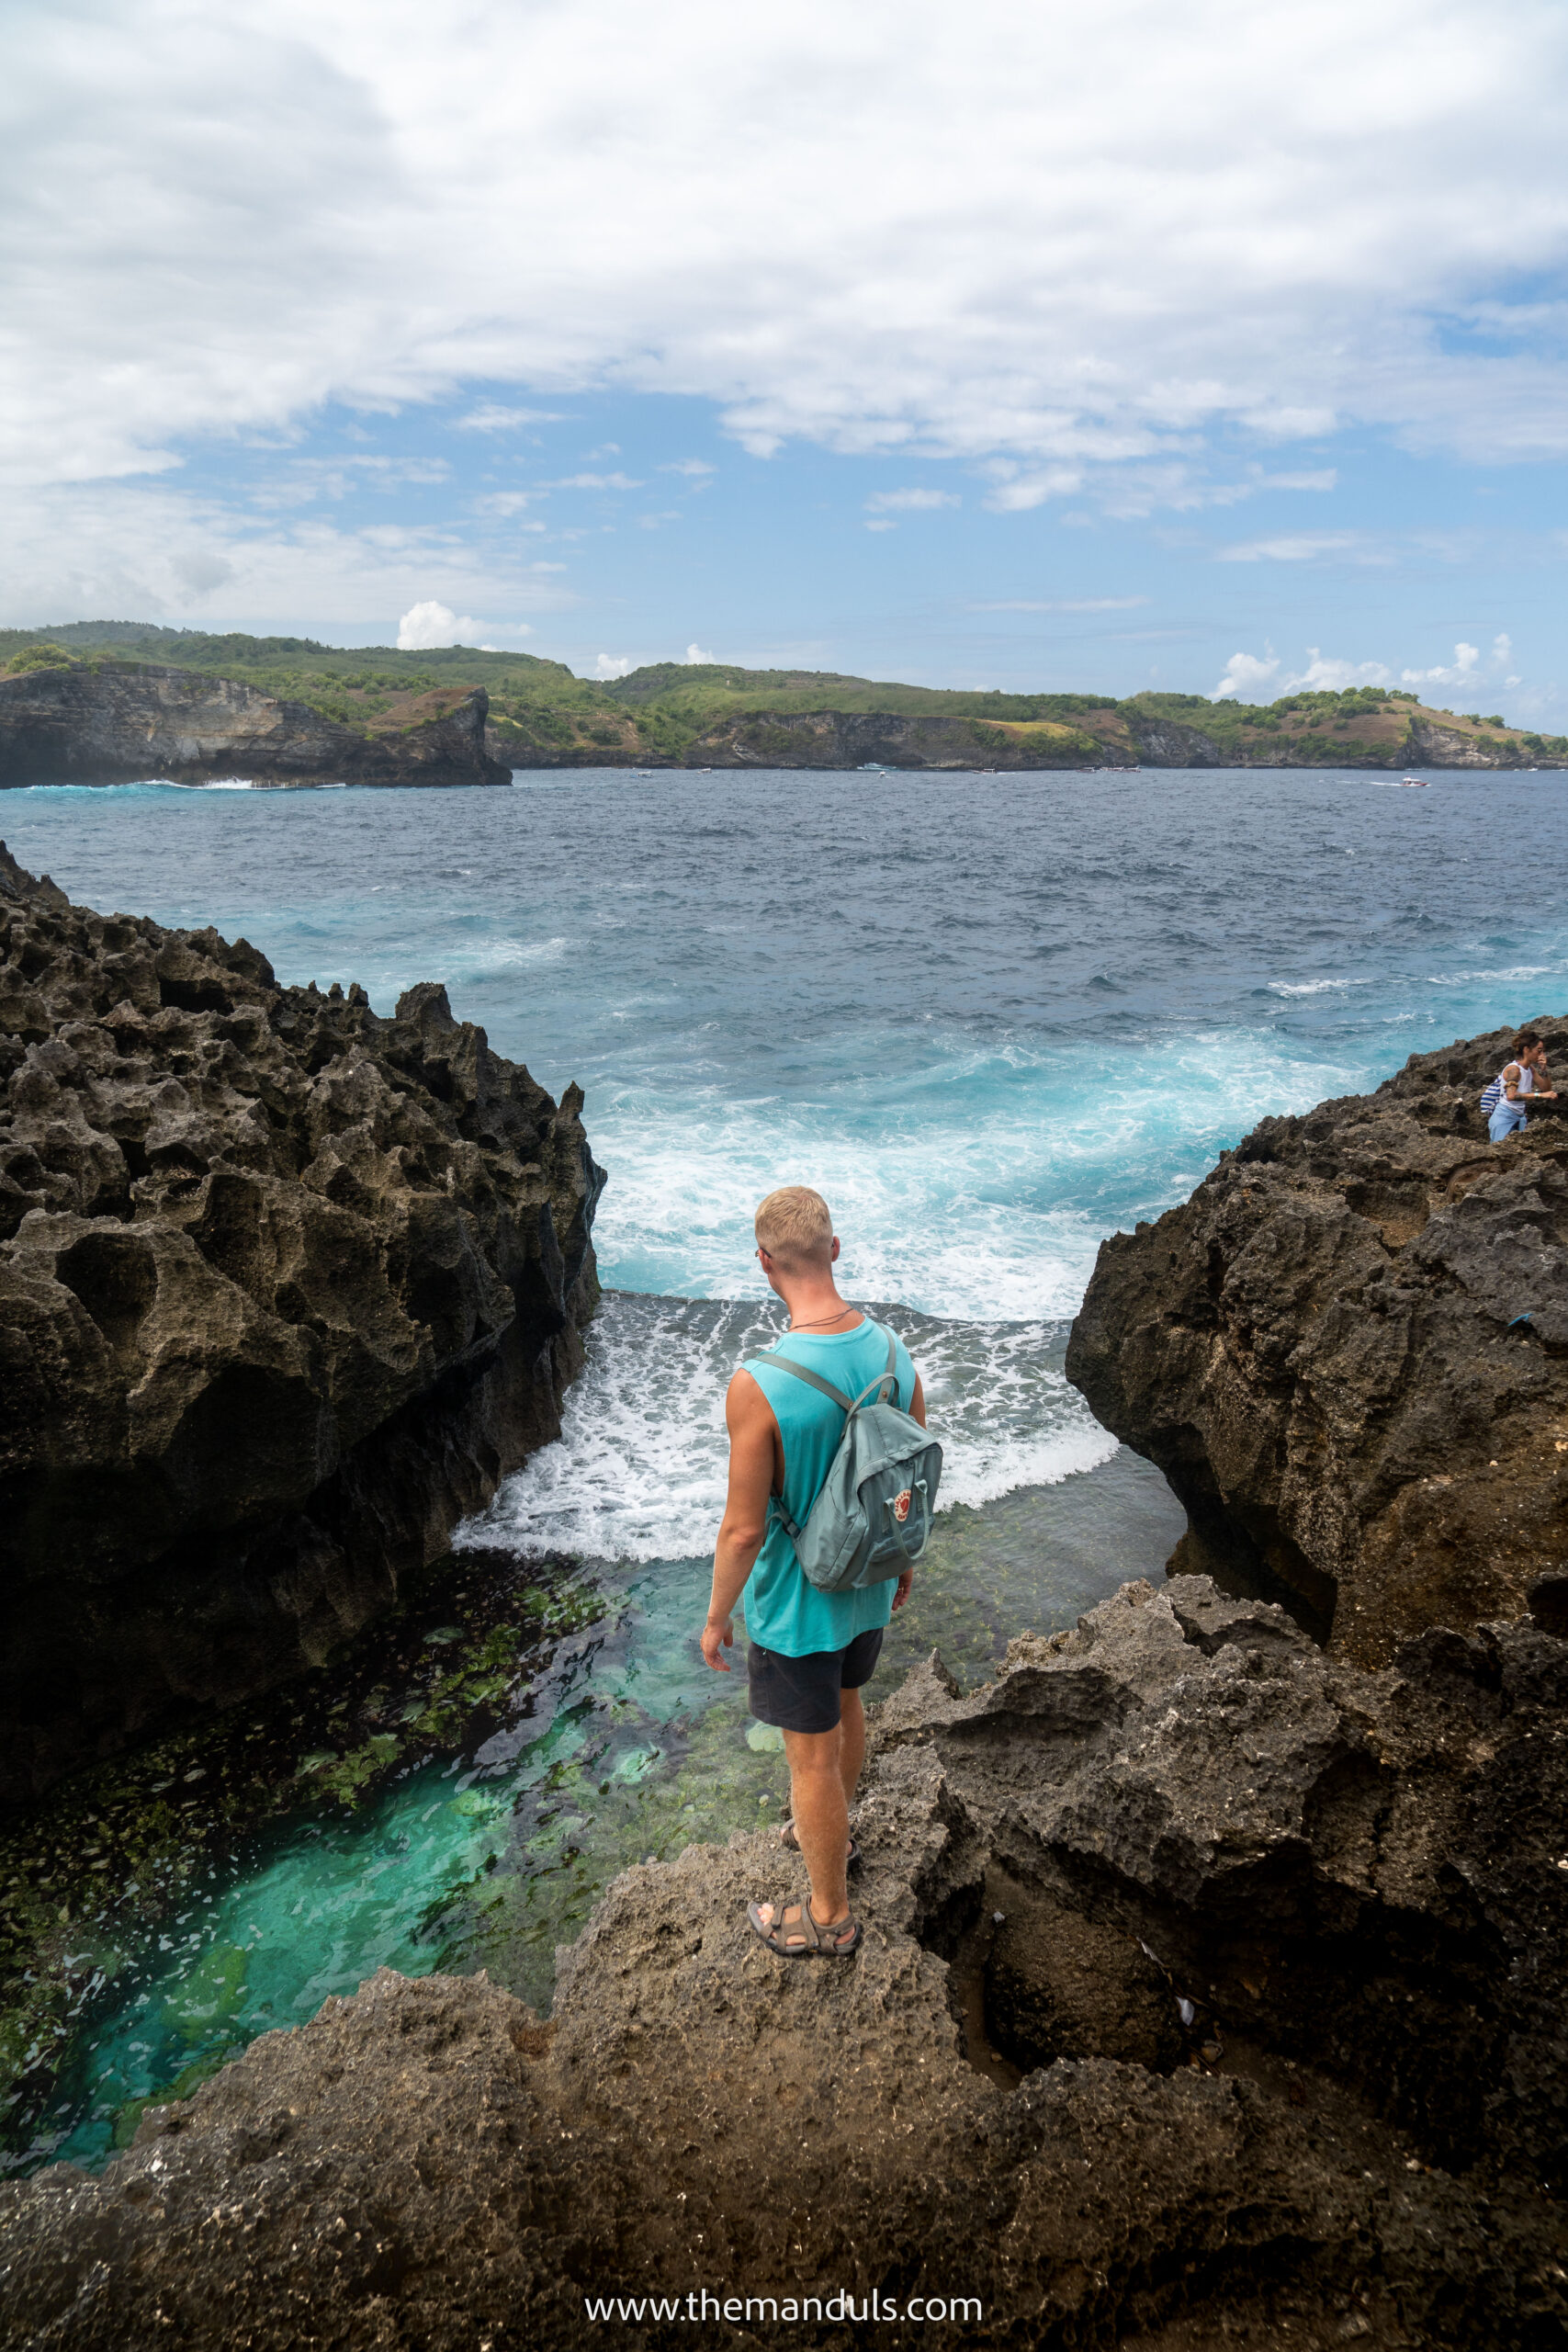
xmin=0 ymin=846 xmax=602 ymax=1804
xmin=1066 ymin=1020 xmax=1568 ymax=1662
xmin=0 ymin=663 xmax=511 ymax=788
xmin=3 ymin=1581 xmax=1561 ymax=2350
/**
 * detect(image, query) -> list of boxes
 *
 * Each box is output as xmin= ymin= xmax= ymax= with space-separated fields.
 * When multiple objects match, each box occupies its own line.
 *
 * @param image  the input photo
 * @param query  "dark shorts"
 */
xmin=746 ymin=1627 xmax=885 ymax=1736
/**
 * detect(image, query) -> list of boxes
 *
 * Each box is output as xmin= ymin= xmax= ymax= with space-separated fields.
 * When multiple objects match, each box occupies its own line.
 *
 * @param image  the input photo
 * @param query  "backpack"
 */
xmin=742 ymin=1327 xmax=943 ymax=1594
xmin=1480 ymin=1070 xmax=1513 ymax=1115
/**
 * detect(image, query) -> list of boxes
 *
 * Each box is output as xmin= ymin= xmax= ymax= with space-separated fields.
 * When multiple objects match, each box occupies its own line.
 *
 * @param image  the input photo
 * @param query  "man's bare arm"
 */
xmin=701 ymin=1371 xmax=776 ymax=1670
xmin=891 ymin=1372 xmax=928 ymax=1612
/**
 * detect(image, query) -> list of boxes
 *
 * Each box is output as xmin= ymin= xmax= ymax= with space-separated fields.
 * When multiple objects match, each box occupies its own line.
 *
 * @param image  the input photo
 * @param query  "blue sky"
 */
xmin=5 ymin=0 xmax=1568 ymax=715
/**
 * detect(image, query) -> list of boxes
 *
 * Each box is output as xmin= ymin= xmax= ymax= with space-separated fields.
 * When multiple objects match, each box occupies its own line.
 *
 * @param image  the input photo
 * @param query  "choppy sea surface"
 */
xmin=6 ymin=761 xmax=1568 ymax=2169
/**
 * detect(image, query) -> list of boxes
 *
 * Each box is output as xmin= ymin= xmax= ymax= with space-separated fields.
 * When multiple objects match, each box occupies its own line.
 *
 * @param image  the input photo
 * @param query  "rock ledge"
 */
xmin=2 ymin=1579 xmax=1562 ymax=2350
xmin=1067 ymin=1019 xmax=1568 ymax=1662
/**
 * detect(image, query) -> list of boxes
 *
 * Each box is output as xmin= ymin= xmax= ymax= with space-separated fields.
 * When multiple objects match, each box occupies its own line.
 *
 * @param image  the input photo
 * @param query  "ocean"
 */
xmin=5 ymin=760 xmax=1567 ymax=2169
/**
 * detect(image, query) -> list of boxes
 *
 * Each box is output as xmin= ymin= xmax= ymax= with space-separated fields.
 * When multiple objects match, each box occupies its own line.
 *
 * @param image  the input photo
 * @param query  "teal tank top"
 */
xmin=740 ymin=1317 xmax=919 ymax=1658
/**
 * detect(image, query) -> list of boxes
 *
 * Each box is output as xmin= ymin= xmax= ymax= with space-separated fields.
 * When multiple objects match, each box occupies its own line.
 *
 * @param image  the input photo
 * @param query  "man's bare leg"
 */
xmin=781 ymin=1723 xmax=850 ymax=1925
xmin=838 ymin=1686 xmax=865 ymax=1808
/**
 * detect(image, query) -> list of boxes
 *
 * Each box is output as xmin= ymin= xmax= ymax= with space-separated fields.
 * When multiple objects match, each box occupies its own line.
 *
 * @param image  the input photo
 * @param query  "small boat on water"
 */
xmin=1401 ymin=775 xmax=1430 ymax=787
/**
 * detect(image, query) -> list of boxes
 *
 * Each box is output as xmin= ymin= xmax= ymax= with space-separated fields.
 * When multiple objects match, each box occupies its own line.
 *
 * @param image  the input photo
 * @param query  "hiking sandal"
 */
xmin=747 ymin=1897 xmax=863 ymax=1959
xmin=778 ymin=1818 xmax=863 ymax=1871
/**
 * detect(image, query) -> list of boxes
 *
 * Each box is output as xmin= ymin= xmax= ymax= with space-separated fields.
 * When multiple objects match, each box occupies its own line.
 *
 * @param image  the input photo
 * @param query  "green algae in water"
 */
xmin=4 ymin=1450 xmax=1183 ymax=2177
xmin=164 ymin=1943 xmax=249 ymax=2044
xmin=0 ymin=1549 xmax=601 ymax=2175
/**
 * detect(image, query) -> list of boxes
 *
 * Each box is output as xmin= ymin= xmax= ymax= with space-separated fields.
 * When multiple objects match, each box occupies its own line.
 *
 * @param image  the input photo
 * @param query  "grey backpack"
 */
xmin=743 ymin=1328 xmax=943 ymax=1593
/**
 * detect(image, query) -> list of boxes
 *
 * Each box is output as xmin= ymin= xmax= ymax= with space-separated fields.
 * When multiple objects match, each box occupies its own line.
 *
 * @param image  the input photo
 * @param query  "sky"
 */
xmin=5 ymin=0 xmax=1568 ymax=712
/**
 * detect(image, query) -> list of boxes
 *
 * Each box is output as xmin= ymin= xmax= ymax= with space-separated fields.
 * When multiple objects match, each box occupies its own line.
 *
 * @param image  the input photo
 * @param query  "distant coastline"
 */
xmin=3 ymin=623 xmax=1564 ymax=777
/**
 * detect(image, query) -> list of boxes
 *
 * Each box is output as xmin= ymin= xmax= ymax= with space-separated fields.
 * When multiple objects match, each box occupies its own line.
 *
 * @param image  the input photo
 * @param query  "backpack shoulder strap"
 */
xmin=743 ymin=1326 xmax=899 ymax=1416
xmin=741 ymin=1353 xmax=854 ymax=1413
xmin=846 ymin=1330 xmax=899 ymax=1413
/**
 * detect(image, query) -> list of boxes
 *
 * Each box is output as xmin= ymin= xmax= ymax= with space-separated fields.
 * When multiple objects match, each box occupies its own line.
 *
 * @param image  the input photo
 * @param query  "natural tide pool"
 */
xmin=0 ymin=1314 xmax=1182 ymax=2176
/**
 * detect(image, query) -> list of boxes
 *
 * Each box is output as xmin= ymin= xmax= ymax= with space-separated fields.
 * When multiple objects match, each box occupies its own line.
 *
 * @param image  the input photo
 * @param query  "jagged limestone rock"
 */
xmin=0 ymin=846 xmax=602 ymax=1803
xmin=1066 ymin=1020 xmax=1568 ymax=1661
xmin=3 ymin=1582 xmax=1561 ymax=2349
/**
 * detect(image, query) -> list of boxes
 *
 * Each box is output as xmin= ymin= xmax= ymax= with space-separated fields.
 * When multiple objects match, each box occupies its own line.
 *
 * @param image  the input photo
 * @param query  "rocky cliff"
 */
xmin=0 ymin=846 xmax=602 ymax=1805
xmin=2 ymin=1578 xmax=1562 ymax=2348
xmin=0 ymin=662 xmax=512 ymax=788
xmin=1066 ymin=1021 xmax=1568 ymax=1664
xmin=676 ymin=707 xmax=1132 ymax=770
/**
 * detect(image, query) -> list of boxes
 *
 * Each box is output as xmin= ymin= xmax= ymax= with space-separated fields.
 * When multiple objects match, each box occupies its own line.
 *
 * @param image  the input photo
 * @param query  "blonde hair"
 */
xmin=754 ymin=1185 xmax=833 ymax=1272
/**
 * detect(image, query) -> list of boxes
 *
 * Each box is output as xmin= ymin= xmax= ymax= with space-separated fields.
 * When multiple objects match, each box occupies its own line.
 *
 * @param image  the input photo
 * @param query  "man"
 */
xmin=1490 ymin=1030 xmax=1558 ymax=1141
xmin=700 ymin=1186 xmax=925 ymax=1958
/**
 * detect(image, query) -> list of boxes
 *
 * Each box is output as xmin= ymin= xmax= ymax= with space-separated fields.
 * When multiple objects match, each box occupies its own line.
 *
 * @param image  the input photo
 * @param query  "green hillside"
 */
xmin=2 ymin=623 xmax=1564 ymax=768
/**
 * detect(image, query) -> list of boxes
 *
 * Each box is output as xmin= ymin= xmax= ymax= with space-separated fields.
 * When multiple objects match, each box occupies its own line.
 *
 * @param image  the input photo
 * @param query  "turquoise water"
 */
xmin=6 ymin=762 xmax=1568 ymax=2170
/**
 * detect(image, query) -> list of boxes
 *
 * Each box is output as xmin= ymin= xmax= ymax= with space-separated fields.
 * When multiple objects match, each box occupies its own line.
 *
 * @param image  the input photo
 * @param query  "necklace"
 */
xmin=787 ymin=1305 xmax=857 ymax=1331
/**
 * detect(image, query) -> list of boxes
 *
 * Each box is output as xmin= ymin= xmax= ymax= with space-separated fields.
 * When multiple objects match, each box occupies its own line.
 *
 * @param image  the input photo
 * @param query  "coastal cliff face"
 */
xmin=481 ymin=695 xmax=1568 ymax=775
xmin=675 ymin=707 xmax=1131 ymax=770
xmin=1066 ymin=1021 xmax=1568 ymax=1664
xmin=0 ymin=663 xmax=512 ymax=788
xmin=2 ymin=658 xmax=1556 ymax=781
xmin=0 ymin=847 xmax=603 ymax=1806
xmin=2 ymin=1579 xmax=1562 ymax=2348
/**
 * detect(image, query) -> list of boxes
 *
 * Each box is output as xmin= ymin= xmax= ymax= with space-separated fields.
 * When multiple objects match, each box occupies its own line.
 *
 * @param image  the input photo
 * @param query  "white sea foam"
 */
xmin=586 ymin=1026 xmax=1363 ymax=1319
xmin=473 ymin=935 xmax=569 ymax=968
xmin=1421 ymin=965 xmax=1561 ymax=988
xmin=458 ymin=1292 xmax=1114 ymax=1564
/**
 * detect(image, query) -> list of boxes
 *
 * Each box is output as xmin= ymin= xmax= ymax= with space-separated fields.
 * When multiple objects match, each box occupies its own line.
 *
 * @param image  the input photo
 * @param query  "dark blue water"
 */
xmin=6 ymin=762 xmax=1566 ymax=2171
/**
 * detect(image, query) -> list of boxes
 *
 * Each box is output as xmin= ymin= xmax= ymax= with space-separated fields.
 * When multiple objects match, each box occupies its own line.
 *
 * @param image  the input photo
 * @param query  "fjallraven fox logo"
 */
xmin=892 ymin=1488 xmax=912 ymax=1523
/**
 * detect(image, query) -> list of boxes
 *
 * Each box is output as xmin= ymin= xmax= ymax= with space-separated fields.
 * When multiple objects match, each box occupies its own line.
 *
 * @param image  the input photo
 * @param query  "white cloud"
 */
xmin=1212 ymin=632 xmax=1522 ymax=700
xmin=982 ymin=468 xmax=1087 ymax=514
xmin=1285 ymin=650 xmax=1395 ymax=693
xmin=1399 ymin=632 xmax=1518 ymax=689
xmin=684 ymin=642 xmax=716 ymax=663
xmin=5 ymin=0 xmax=1568 ymax=529
xmin=593 ymin=653 xmax=633 ymax=678
xmin=865 ymin=488 xmax=961 ymax=512
xmin=1213 ymin=644 xmax=1396 ymax=697
xmin=865 ymin=518 xmax=897 ymax=531
xmin=457 ymin=403 xmax=562 ymax=431
xmin=1217 ymin=533 xmax=1364 ymax=563
xmin=661 ymin=458 xmax=716 ymax=478
xmin=1402 ymin=640 xmax=1481 ymax=688
xmin=0 ymin=479 xmax=575 ymax=634
xmin=1213 ymin=645 xmax=1396 ymax=697
xmin=547 ymin=472 xmax=644 ymax=491
xmin=400 ymin=599 xmax=495 ymax=648
xmin=1212 ymin=650 xmax=1281 ymax=700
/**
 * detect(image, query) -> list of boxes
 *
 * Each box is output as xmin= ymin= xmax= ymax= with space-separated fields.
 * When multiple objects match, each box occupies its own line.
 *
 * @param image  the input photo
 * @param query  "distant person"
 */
xmin=700 ymin=1186 xmax=926 ymax=1958
xmin=1488 ymin=1030 xmax=1557 ymax=1141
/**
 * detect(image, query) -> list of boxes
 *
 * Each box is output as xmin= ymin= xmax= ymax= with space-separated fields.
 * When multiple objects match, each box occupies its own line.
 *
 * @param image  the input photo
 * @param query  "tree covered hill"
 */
xmin=2 ymin=623 xmax=1562 ymax=770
